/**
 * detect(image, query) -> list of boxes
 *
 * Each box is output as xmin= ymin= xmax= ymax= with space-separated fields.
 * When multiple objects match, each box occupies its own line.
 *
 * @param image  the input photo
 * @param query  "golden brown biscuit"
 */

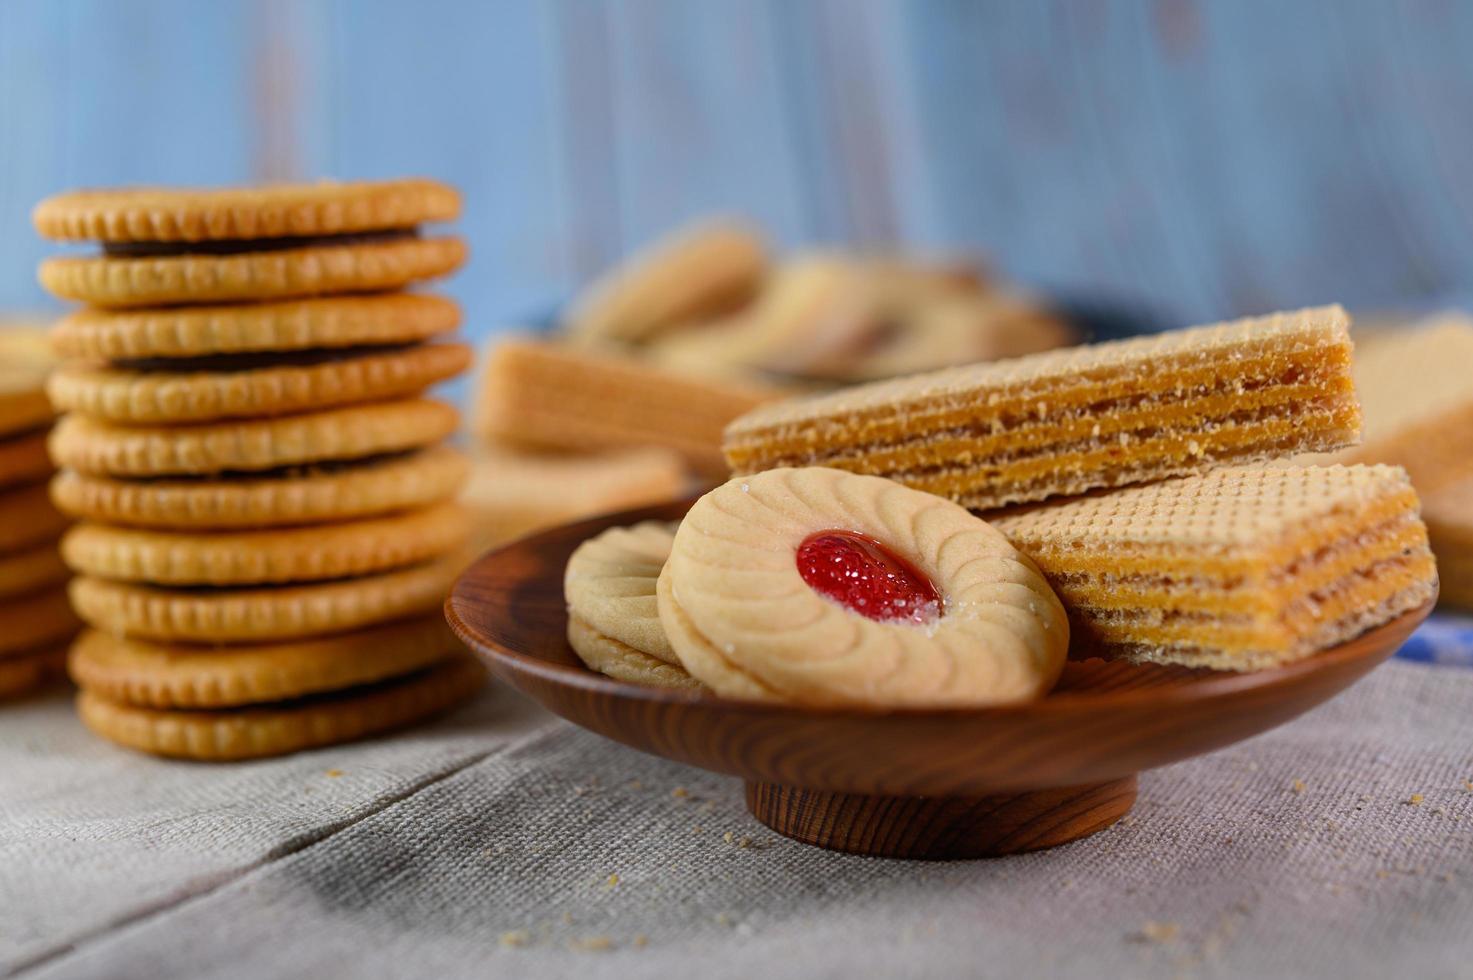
xmin=50 ymin=294 xmax=460 ymax=361
xmin=77 ymin=657 xmax=484 ymax=761
xmin=50 ymin=446 xmax=469 ymax=530
xmin=0 ymin=645 xmax=68 ymax=701
xmin=39 ymin=237 xmax=467 ymax=308
xmin=50 ymin=398 xmax=458 ymax=476
xmin=565 ymin=618 xmax=705 ymax=691
xmin=0 ymin=587 xmax=81 ymax=657
xmin=68 ymin=615 xmax=463 ymax=708
xmin=659 ymin=468 xmax=1069 ymax=707
xmin=992 ymin=465 xmax=1438 ymax=670
xmin=1423 ymin=477 xmax=1473 ymax=609
xmin=61 ymin=501 xmax=468 ymax=586
xmin=69 ymin=552 xmax=465 ymax=643
xmin=0 ymin=541 xmax=68 ymax=600
xmin=0 ymin=482 xmax=70 ymax=552
xmin=725 ymin=306 xmax=1361 ymax=511
xmin=34 ymin=178 xmax=460 ymax=242
xmin=0 ymin=429 xmax=53 ymax=491
xmin=47 ymin=343 xmax=471 ymax=424
xmin=0 ymin=325 xmax=57 ymax=438
xmin=565 ymin=219 xmax=765 ymax=344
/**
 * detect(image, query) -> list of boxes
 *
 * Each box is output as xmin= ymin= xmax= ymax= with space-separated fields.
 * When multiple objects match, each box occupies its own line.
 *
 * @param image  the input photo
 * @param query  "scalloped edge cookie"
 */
xmin=658 ymin=467 xmax=1069 ymax=708
xmin=564 ymin=520 xmax=679 ymax=665
xmin=50 ymin=397 xmax=458 ymax=476
xmin=39 ymin=237 xmax=466 ymax=308
xmin=34 ymin=178 xmax=461 ymax=242
xmin=68 ymin=614 xmax=463 ymax=708
xmin=76 ymin=656 xmax=484 ymax=760
xmin=48 ymin=342 xmax=472 ymax=423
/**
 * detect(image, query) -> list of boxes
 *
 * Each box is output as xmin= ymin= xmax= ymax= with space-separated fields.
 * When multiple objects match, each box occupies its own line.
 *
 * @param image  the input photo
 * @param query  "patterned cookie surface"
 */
xmin=34 ymin=178 xmax=461 ymax=242
xmin=69 ymin=552 xmax=465 ymax=642
xmin=658 ymin=467 xmax=1069 ymax=707
xmin=48 ymin=343 xmax=471 ymax=424
xmin=68 ymin=615 xmax=462 ymax=708
xmin=61 ymin=501 xmax=468 ymax=586
xmin=565 ymin=521 xmax=679 ymax=665
xmin=50 ymin=398 xmax=458 ymax=476
xmin=77 ymin=657 xmax=484 ymax=761
xmin=50 ymin=294 xmax=460 ymax=360
xmin=566 ymin=617 xmax=705 ymax=691
xmin=50 ymin=446 xmax=469 ymax=530
xmin=39 ymin=237 xmax=466 ymax=308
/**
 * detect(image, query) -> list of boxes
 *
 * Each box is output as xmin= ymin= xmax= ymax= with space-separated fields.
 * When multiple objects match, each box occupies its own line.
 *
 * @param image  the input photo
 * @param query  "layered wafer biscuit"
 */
xmin=725 ymin=306 xmax=1361 ymax=510
xmin=1423 ymin=477 xmax=1473 ymax=609
xmin=991 ymin=465 xmax=1437 ymax=670
xmin=474 ymin=337 xmax=782 ymax=477
xmin=461 ymin=444 xmax=686 ymax=549
xmin=1300 ymin=314 xmax=1473 ymax=493
xmin=565 ymin=219 xmax=766 ymax=344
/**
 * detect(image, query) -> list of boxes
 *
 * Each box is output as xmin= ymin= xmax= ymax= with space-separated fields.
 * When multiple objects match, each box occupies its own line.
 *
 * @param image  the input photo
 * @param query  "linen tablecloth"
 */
xmin=2 ymin=617 xmax=1471 ymax=980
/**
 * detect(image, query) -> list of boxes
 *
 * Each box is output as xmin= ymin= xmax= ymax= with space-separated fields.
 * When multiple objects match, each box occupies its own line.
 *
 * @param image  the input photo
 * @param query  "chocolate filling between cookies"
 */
xmin=100 ymin=227 xmax=419 ymax=258
xmin=114 ymin=343 xmax=419 ymax=373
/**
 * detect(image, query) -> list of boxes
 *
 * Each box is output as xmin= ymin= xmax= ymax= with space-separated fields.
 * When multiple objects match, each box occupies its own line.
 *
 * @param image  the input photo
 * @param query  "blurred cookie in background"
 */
xmin=0 ymin=321 xmax=77 ymax=701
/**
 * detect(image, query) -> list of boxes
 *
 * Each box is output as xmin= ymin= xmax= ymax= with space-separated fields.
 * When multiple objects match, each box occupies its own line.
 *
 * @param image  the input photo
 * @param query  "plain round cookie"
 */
xmin=34 ymin=178 xmax=461 ymax=242
xmin=62 ymin=501 xmax=468 ymax=586
xmin=69 ymin=552 xmax=465 ymax=642
xmin=658 ymin=467 xmax=1069 ymax=708
xmin=39 ymin=237 xmax=467 ymax=308
xmin=47 ymin=342 xmax=472 ymax=424
xmin=68 ymin=615 xmax=463 ymax=708
xmin=49 ymin=446 xmax=468 ymax=530
xmin=564 ymin=520 xmax=679 ymax=664
xmin=566 ymin=617 xmax=705 ymax=691
xmin=76 ymin=657 xmax=484 ymax=761
xmin=50 ymin=294 xmax=460 ymax=360
xmin=50 ymin=397 xmax=458 ymax=476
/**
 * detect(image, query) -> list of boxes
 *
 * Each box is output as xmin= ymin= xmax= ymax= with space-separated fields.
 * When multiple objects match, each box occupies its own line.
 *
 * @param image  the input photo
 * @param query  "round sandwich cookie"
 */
xmin=0 ymin=644 xmax=67 ymax=701
xmin=0 ymin=325 xmax=58 ymax=439
xmin=68 ymin=614 xmax=463 ymax=709
xmin=49 ymin=445 xmax=469 ymax=530
xmin=69 ymin=551 xmax=466 ymax=643
xmin=50 ymin=294 xmax=461 ymax=361
xmin=657 ymin=467 xmax=1069 ymax=707
xmin=62 ymin=501 xmax=469 ymax=586
xmin=0 ymin=428 xmax=54 ymax=491
xmin=47 ymin=342 xmax=473 ymax=424
xmin=50 ymin=397 xmax=458 ymax=477
xmin=39 ymin=237 xmax=467 ymax=309
xmin=0 ymin=541 xmax=68 ymax=600
xmin=564 ymin=521 xmax=704 ymax=690
xmin=34 ymin=179 xmax=461 ymax=243
xmin=0 ymin=482 xmax=70 ymax=553
xmin=76 ymin=656 xmax=485 ymax=761
xmin=0 ymin=587 xmax=81 ymax=657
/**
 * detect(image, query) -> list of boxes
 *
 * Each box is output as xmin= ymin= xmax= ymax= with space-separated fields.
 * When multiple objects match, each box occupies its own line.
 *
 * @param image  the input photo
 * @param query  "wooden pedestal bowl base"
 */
xmin=446 ymin=499 xmax=1434 ymax=861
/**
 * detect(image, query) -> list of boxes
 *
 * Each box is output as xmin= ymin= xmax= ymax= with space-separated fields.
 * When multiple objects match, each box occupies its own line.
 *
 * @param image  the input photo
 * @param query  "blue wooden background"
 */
xmin=3 ymin=0 xmax=1473 ymax=341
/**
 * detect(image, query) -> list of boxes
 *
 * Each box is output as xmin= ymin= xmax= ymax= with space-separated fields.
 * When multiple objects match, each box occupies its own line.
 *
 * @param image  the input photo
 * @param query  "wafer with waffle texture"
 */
xmin=724 ymin=306 xmax=1361 ymax=511
xmin=991 ymin=465 xmax=1437 ymax=670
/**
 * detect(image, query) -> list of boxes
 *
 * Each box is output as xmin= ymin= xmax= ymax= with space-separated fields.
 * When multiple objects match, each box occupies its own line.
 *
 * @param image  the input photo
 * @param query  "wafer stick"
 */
xmin=725 ymin=306 xmax=1360 ymax=510
xmin=991 ymin=465 xmax=1437 ymax=670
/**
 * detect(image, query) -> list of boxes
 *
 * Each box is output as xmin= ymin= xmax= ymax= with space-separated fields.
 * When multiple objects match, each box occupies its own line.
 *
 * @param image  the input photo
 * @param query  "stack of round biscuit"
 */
xmin=0 ymin=327 xmax=78 ymax=699
xmin=34 ymin=179 xmax=484 ymax=760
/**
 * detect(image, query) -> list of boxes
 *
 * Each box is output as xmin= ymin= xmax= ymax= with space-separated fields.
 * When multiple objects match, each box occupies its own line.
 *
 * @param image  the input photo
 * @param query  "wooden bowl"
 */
xmin=446 ymin=498 xmax=1434 ymax=860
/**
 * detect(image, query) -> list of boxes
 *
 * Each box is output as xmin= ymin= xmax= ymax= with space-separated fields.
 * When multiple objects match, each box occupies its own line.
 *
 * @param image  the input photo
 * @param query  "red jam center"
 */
xmin=795 ymin=530 xmax=942 ymax=624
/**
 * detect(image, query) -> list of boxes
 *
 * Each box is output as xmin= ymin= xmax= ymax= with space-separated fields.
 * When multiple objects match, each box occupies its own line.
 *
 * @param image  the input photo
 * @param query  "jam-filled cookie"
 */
xmin=657 ymin=467 xmax=1068 ymax=707
xmin=564 ymin=521 xmax=704 ymax=690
